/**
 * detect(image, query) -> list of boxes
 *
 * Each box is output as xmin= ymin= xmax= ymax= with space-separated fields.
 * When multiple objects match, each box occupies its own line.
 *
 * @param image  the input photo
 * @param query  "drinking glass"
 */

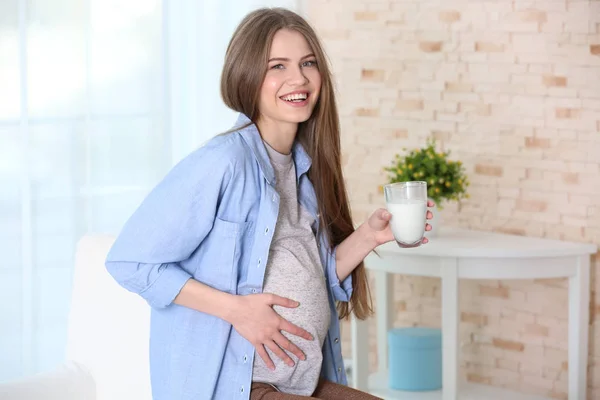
xmin=384 ymin=181 xmax=428 ymax=248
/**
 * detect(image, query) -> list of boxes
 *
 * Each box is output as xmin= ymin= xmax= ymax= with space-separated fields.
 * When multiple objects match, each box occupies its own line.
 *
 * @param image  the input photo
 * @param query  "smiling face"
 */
xmin=257 ymin=28 xmax=322 ymax=136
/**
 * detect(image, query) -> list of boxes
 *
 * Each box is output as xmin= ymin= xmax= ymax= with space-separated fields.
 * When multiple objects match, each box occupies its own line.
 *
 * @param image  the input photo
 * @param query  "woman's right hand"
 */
xmin=226 ymin=293 xmax=313 ymax=370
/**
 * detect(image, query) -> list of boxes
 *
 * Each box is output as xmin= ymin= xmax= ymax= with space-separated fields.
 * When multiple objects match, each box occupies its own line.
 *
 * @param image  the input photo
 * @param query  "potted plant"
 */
xmin=383 ymin=138 xmax=470 ymax=236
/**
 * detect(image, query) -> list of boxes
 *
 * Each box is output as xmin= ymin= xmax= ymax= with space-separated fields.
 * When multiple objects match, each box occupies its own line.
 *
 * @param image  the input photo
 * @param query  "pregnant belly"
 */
xmin=253 ymin=272 xmax=331 ymax=395
xmin=263 ymin=260 xmax=330 ymax=341
xmin=271 ymin=285 xmax=330 ymax=342
xmin=261 ymin=246 xmax=331 ymax=341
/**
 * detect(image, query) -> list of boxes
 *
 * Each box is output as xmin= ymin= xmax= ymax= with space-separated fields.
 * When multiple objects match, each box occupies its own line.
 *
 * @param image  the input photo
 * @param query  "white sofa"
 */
xmin=0 ymin=235 xmax=153 ymax=400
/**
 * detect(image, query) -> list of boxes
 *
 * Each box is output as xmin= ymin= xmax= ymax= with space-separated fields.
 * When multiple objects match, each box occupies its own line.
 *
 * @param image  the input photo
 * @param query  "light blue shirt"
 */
xmin=105 ymin=114 xmax=353 ymax=400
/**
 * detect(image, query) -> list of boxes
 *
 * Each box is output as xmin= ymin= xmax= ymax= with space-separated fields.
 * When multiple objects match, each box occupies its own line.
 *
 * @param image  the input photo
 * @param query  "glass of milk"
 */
xmin=384 ymin=181 xmax=428 ymax=248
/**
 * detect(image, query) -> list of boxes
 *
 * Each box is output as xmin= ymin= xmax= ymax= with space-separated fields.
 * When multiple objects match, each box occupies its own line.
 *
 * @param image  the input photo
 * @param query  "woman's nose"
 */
xmin=287 ymin=66 xmax=309 ymax=86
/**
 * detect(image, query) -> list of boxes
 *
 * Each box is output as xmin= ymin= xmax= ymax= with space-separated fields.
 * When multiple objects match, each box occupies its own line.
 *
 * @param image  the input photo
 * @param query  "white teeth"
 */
xmin=282 ymin=93 xmax=307 ymax=101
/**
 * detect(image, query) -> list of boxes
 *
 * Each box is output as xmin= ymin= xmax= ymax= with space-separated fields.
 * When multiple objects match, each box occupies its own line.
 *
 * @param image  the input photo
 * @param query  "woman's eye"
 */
xmin=271 ymin=64 xmax=284 ymax=70
xmin=303 ymin=60 xmax=317 ymax=67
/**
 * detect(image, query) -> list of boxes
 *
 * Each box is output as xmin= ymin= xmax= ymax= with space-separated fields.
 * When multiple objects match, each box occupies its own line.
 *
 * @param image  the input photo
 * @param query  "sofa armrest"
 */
xmin=0 ymin=362 xmax=95 ymax=400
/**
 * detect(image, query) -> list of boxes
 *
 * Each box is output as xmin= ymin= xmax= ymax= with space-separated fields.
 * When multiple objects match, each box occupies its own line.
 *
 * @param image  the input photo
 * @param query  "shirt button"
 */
xmin=334 ymin=338 xmax=339 ymax=344
xmin=337 ymin=367 xmax=342 ymax=373
xmin=265 ymin=227 xmax=269 ymax=234
xmin=240 ymin=386 xmax=244 ymax=393
xmin=243 ymin=355 xmax=248 ymax=363
xmin=258 ymin=258 xmax=261 ymax=267
xmin=252 ymin=289 xmax=257 ymax=293
xmin=272 ymin=194 xmax=276 ymax=202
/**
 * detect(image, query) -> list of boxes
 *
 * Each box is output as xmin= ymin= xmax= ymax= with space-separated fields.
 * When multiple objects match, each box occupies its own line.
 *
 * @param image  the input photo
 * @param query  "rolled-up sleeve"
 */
xmin=105 ymin=143 xmax=234 ymax=309
xmin=326 ymin=246 xmax=353 ymax=302
xmin=119 ymin=262 xmax=193 ymax=309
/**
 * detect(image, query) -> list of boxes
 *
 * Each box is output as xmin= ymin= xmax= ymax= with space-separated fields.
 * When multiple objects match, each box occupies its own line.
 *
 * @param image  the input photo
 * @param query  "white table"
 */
xmin=350 ymin=227 xmax=597 ymax=400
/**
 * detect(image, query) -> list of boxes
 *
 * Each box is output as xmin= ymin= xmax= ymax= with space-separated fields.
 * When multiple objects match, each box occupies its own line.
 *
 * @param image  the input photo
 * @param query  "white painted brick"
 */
xmin=488 ymin=53 xmax=518 ymax=64
xmin=547 ymin=87 xmax=579 ymax=98
xmin=520 ymin=359 xmax=544 ymax=377
xmin=508 ymin=64 xmax=529 ymax=74
xmin=514 ymin=1 xmax=566 ymax=12
xmin=555 ymin=129 xmax=577 ymax=140
xmin=460 ymin=53 xmax=488 ymax=63
xmin=498 ymin=187 xmax=520 ymax=198
xmin=511 ymin=74 xmax=545 ymax=85
xmin=308 ymin=0 xmax=600 ymax=394
xmin=528 ymin=64 xmax=554 ymax=74
xmin=468 ymin=64 xmax=510 ymax=83
xmin=540 ymin=13 xmax=566 ymax=34
xmin=524 ymin=85 xmax=549 ymax=96
xmin=558 ymin=203 xmax=589 ymax=218
xmin=522 ymin=374 xmax=556 ymax=391
xmin=564 ymin=2 xmax=591 ymax=34
xmin=491 ymin=20 xmax=540 ymax=33
xmin=512 ymin=95 xmax=548 ymax=117
xmin=546 ymin=116 xmax=597 ymax=131
xmin=579 ymin=88 xmax=600 ymax=99
xmin=512 ymin=34 xmax=550 ymax=54
xmin=545 ymin=97 xmax=582 ymax=108
xmin=442 ymin=92 xmax=481 ymax=102
xmin=583 ymin=98 xmax=600 ymax=111
xmin=392 ymin=109 xmax=435 ymax=120
xmin=419 ymin=81 xmax=446 ymax=91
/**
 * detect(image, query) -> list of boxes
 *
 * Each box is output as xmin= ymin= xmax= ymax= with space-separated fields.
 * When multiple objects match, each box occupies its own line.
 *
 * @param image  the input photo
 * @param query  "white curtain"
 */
xmin=0 ymin=0 xmax=298 ymax=383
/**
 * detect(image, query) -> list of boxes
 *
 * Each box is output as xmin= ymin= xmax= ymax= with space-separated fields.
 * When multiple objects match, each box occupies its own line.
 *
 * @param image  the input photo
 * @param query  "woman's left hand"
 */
xmin=367 ymin=200 xmax=435 ymax=246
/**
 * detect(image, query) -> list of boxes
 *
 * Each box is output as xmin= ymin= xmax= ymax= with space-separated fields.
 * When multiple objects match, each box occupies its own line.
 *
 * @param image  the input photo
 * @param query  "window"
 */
xmin=1 ymin=0 xmax=299 ymax=383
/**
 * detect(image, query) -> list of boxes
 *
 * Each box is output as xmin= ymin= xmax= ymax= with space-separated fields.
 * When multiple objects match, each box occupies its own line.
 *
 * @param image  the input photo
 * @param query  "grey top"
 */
xmin=252 ymin=141 xmax=331 ymax=395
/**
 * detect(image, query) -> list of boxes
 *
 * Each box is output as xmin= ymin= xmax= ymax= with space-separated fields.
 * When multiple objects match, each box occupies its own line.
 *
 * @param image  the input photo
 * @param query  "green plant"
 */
xmin=383 ymin=138 xmax=470 ymax=208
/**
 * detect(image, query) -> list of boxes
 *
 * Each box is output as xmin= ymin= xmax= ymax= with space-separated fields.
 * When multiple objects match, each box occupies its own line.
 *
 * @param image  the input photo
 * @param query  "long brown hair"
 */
xmin=220 ymin=8 xmax=372 ymax=320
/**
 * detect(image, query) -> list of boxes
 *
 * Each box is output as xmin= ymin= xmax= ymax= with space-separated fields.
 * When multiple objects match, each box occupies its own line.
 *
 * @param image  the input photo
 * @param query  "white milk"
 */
xmin=386 ymin=199 xmax=427 ymax=245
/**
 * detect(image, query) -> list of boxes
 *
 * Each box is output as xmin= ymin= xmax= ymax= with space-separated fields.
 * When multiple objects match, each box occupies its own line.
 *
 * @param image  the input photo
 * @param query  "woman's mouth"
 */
xmin=279 ymin=92 xmax=309 ymax=107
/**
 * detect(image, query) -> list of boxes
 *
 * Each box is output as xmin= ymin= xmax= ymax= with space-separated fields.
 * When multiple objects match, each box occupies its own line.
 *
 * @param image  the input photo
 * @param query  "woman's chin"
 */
xmin=282 ymin=109 xmax=315 ymax=124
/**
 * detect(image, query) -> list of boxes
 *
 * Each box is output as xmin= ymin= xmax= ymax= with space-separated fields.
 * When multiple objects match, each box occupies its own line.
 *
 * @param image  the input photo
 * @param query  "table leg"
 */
xmin=350 ymin=314 xmax=369 ymax=390
xmin=375 ymin=270 xmax=394 ymax=372
xmin=441 ymin=258 xmax=458 ymax=400
xmin=568 ymin=255 xmax=590 ymax=400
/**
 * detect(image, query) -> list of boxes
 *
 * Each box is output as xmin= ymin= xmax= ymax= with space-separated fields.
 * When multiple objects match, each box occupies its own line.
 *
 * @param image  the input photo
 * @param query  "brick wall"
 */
xmin=304 ymin=0 xmax=600 ymax=398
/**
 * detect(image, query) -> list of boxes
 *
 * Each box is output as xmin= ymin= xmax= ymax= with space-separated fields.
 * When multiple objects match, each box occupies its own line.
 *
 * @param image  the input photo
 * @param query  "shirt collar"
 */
xmin=235 ymin=113 xmax=312 ymax=185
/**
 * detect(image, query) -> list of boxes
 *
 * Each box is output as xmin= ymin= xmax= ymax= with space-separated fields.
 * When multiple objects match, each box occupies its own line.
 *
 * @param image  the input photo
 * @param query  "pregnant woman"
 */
xmin=105 ymin=7 xmax=433 ymax=400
